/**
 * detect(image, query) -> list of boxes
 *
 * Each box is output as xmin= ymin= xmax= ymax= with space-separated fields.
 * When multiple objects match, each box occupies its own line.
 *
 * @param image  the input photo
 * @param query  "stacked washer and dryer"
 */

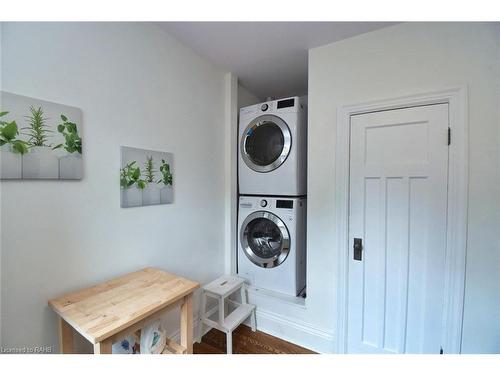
xmin=237 ymin=96 xmax=307 ymax=297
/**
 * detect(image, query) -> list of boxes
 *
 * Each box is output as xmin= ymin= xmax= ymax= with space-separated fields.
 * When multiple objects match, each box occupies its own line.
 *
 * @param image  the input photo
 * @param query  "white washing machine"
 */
xmin=237 ymin=195 xmax=306 ymax=296
xmin=238 ymin=96 xmax=307 ymax=196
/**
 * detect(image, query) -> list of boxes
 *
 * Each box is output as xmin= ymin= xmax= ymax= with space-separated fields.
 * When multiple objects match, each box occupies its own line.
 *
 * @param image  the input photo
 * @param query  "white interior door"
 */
xmin=347 ymin=104 xmax=449 ymax=354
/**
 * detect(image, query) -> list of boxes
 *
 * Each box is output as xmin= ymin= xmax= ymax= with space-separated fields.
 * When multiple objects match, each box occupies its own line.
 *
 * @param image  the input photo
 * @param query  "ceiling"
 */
xmin=158 ymin=22 xmax=396 ymax=99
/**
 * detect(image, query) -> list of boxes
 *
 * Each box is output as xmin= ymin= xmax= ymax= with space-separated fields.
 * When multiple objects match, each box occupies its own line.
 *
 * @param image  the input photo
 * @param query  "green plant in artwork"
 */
xmin=144 ymin=156 xmax=156 ymax=183
xmin=0 ymin=111 xmax=28 ymax=154
xmin=22 ymin=106 xmax=52 ymax=147
xmin=157 ymin=159 xmax=173 ymax=186
xmin=120 ymin=161 xmax=147 ymax=189
xmin=52 ymin=114 xmax=82 ymax=154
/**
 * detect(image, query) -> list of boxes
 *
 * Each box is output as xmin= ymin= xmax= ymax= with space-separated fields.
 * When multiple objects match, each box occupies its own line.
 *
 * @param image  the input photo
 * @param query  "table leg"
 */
xmin=94 ymin=338 xmax=113 ymax=354
xmin=58 ymin=317 xmax=74 ymax=354
xmin=180 ymin=294 xmax=193 ymax=354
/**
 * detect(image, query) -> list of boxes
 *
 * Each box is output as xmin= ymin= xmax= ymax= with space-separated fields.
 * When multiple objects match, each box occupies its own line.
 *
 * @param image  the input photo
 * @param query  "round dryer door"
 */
xmin=240 ymin=211 xmax=290 ymax=268
xmin=241 ymin=115 xmax=291 ymax=173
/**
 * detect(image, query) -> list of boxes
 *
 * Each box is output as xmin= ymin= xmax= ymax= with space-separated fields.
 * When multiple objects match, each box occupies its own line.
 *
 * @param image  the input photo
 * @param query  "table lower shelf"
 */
xmin=162 ymin=337 xmax=187 ymax=354
xmin=134 ymin=330 xmax=187 ymax=354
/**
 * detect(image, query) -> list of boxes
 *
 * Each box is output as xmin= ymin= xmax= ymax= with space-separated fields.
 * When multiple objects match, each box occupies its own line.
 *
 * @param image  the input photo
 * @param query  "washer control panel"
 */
xmin=239 ymin=197 xmax=302 ymax=211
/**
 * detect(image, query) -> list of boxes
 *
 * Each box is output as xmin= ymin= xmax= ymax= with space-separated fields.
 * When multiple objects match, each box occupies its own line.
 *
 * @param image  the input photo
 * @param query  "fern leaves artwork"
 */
xmin=0 ymin=91 xmax=83 ymax=180
xmin=22 ymin=106 xmax=52 ymax=147
xmin=120 ymin=146 xmax=174 ymax=208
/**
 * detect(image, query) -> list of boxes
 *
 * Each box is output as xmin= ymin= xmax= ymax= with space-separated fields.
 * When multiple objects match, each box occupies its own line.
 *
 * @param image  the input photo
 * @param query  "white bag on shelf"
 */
xmin=140 ymin=320 xmax=166 ymax=354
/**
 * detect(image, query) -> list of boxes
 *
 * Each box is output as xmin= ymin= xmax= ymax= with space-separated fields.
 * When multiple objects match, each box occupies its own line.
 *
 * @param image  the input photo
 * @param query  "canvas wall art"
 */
xmin=0 ymin=91 xmax=83 ymax=180
xmin=120 ymin=146 xmax=174 ymax=208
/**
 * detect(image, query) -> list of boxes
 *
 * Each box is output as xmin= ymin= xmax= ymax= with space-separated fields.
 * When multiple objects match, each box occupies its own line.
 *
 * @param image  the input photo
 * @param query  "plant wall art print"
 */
xmin=0 ymin=91 xmax=83 ymax=180
xmin=120 ymin=146 xmax=174 ymax=208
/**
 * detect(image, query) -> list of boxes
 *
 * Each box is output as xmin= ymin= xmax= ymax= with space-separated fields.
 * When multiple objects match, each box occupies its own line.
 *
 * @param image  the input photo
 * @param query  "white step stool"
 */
xmin=197 ymin=275 xmax=256 ymax=354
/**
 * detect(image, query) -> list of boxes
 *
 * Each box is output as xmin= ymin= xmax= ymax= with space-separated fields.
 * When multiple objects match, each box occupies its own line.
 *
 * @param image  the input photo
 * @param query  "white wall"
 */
xmin=238 ymin=84 xmax=261 ymax=109
xmin=308 ymin=22 xmax=500 ymax=353
xmin=224 ymin=73 xmax=238 ymax=275
xmin=0 ymin=22 xmax=227 ymax=351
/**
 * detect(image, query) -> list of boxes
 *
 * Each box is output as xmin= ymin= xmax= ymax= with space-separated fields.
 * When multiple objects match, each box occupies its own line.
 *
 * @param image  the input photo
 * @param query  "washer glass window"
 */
xmin=247 ymin=217 xmax=283 ymax=259
xmin=241 ymin=115 xmax=291 ymax=173
xmin=240 ymin=211 xmax=290 ymax=268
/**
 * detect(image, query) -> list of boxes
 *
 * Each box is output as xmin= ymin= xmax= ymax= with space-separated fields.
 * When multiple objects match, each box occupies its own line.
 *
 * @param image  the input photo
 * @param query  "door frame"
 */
xmin=334 ymin=86 xmax=468 ymax=354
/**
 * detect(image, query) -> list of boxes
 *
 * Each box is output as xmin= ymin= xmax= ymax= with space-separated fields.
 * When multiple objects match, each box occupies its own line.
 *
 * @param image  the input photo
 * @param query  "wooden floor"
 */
xmin=194 ymin=325 xmax=316 ymax=354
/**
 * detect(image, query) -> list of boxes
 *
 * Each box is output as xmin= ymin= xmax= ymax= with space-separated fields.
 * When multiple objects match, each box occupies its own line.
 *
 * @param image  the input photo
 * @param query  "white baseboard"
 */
xmin=250 ymin=309 xmax=334 ymax=354
xmin=168 ymin=311 xmax=335 ymax=354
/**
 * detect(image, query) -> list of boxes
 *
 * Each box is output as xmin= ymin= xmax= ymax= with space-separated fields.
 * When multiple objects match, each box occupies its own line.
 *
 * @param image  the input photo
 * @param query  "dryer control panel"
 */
xmin=239 ymin=96 xmax=305 ymax=117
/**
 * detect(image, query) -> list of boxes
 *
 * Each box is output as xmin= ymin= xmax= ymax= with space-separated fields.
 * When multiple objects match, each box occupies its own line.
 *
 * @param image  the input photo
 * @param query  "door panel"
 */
xmin=362 ymin=177 xmax=384 ymax=348
xmin=348 ymin=104 xmax=449 ymax=354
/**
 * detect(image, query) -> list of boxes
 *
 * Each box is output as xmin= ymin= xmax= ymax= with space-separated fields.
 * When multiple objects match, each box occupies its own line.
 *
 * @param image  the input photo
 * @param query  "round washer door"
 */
xmin=241 ymin=115 xmax=291 ymax=173
xmin=240 ymin=211 xmax=290 ymax=268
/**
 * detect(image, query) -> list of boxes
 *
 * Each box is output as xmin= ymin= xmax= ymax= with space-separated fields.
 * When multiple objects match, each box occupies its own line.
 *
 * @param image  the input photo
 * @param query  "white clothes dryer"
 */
xmin=238 ymin=97 xmax=307 ymax=196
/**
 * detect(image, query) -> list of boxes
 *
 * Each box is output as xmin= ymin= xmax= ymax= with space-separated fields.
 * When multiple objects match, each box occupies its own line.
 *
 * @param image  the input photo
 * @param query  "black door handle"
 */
xmin=353 ymin=238 xmax=363 ymax=261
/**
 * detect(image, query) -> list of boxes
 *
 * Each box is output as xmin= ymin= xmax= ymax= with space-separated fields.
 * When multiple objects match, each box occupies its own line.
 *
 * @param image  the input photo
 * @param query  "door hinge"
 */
xmin=448 ymin=127 xmax=451 ymax=145
xmin=440 ymin=346 xmax=444 ymax=354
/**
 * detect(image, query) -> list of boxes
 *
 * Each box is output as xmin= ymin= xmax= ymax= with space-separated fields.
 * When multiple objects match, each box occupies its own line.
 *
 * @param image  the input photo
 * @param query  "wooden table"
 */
xmin=48 ymin=267 xmax=199 ymax=354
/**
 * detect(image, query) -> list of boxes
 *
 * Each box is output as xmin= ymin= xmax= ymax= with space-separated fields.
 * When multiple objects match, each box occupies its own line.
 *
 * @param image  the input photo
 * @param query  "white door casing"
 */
xmin=332 ymin=85 xmax=469 ymax=354
xmin=334 ymin=87 xmax=468 ymax=354
xmin=348 ymin=104 xmax=449 ymax=353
